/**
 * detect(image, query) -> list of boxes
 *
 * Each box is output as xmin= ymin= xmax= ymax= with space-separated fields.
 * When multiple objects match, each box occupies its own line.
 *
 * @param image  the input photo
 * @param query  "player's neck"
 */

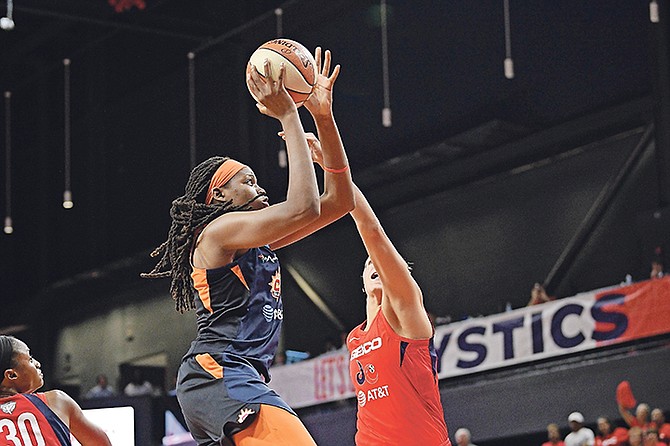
xmin=0 ymin=387 xmax=19 ymax=398
xmin=364 ymin=301 xmax=381 ymax=331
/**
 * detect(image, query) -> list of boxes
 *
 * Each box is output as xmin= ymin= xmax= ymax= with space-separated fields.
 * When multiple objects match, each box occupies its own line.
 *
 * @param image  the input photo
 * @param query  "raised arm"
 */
xmin=45 ymin=390 xmax=112 ymax=446
xmin=350 ymin=184 xmax=433 ymax=339
xmin=197 ymin=60 xmax=320 ymax=254
xmin=272 ymin=47 xmax=355 ymax=250
xmin=618 ymin=403 xmax=636 ymax=427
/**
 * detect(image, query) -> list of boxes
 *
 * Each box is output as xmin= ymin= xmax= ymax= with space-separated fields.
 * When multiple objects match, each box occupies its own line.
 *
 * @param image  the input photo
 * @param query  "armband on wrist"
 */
xmin=323 ymin=165 xmax=349 ymax=174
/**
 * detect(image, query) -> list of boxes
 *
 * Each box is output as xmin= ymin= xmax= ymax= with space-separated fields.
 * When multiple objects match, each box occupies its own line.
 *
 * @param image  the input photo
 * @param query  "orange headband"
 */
xmin=205 ymin=159 xmax=246 ymax=204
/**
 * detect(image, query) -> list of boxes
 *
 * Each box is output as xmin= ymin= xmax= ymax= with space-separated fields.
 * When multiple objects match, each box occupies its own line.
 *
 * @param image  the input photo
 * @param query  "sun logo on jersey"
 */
xmin=268 ymin=268 xmax=281 ymax=300
xmin=1 ymin=401 xmax=16 ymax=414
xmin=364 ymin=363 xmax=379 ymax=384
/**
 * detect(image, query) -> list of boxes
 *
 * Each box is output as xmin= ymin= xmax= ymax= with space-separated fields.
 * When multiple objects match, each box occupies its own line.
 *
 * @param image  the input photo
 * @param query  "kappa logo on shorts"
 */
xmin=237 ymin=407 xmax=255 ymax=424
xmin=0 ymin=401 xmax=16 ymax=414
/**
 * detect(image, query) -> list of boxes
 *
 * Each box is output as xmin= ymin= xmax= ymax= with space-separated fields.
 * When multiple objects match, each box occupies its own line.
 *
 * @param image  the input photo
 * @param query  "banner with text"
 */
xmin=269 ymin=277 xmax=670 ymax=408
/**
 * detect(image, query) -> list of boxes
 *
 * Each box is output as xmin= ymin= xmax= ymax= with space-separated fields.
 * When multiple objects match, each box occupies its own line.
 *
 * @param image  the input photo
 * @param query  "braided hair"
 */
xmin=142 ymin=156 xmax=252 ymax=312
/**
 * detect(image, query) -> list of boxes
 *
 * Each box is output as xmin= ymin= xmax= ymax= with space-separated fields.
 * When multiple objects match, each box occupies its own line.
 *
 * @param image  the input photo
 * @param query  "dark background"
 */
xmin=1 ymin=0 xmax=669 ymax=358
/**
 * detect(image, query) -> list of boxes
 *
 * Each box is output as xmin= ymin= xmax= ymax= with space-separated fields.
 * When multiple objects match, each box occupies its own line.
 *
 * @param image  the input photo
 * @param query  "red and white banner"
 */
xmin=270 ymin=349 xmax=355 ymax=408
xmin=269 ymin=277 xmax=670 ymax=408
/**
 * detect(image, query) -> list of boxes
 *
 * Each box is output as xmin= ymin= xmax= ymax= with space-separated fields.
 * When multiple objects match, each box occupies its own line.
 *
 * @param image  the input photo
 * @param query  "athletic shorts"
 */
xmin=176 ymin=352 xmax=296 ymax=446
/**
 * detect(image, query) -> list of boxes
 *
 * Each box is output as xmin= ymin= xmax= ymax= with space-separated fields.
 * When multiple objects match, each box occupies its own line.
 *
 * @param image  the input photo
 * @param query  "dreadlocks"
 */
xmin=141 ymin=156 xmax=248 ymax=312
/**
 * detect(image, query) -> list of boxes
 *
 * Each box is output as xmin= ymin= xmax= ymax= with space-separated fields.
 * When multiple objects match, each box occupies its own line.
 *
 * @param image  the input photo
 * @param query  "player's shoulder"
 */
xmin=43 ymin=389 xmax=76 ymax=407
xmin=43 ymin=389 xmax=67 ymax=398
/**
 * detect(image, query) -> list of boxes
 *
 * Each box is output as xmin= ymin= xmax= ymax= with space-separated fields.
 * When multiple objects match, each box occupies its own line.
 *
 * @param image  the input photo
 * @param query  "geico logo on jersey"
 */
xmin=350 ymin=337 xmax=382 ymax=359
xmin=262 ymin=305 xmax=283 ymax=322
xmin=357 ymin=385 xmax=390 ymax=407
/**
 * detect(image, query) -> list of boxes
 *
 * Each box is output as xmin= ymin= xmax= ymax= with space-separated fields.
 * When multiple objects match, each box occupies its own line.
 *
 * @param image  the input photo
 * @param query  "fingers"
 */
xmin=314 ymin=47 xmax=322 ymax=74
xmin=321 ymin=49 xmax=331 ymax=76
xmin=262 ymin=58 xmax=273 ymax=79
xmin=276 ymin=62 xmax=286 ymax=85
xmin=313 ymin=47 xmax=334 ymax=77
xmin=246 ymin=64 xmax=261 ymax=97
xmin=311 ymin=48 xmax=340 ymax=88
xmin=255 ymin=103 xmax=267 ymax=114
xmin=329 ymin=64 xmax=341 ymax=83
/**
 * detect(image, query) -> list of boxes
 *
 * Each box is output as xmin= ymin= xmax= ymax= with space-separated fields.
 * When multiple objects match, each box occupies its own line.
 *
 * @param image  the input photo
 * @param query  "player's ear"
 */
xmin=4 ymin=368 xmax=18 ymax=381
xmin=211 ymin=187 xmax=226 ymax=202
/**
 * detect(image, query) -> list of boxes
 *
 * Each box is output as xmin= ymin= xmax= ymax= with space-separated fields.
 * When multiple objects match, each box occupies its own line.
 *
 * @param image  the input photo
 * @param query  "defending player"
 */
xmin=0 ymin=335 xmax=112 ymax=446
xmin=347 ymin=185 xmax=451 ymax=445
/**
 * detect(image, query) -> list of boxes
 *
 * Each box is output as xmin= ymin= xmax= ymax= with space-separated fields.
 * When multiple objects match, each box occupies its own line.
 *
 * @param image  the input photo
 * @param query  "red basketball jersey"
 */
xmin=347 ymin=310 xmax=450 ymax=446
xmin=0 ymin=393 xmax=71 ymax=445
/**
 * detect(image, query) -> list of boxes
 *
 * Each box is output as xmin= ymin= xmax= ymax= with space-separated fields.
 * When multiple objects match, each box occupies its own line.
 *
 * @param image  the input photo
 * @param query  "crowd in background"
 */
xmin=536 ymin=401 xmax=670 ymax=446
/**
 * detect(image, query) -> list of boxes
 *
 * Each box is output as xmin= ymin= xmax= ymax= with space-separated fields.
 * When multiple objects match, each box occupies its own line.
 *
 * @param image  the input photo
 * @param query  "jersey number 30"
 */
xmin=0 ymin=413 xmax=46 ymax=446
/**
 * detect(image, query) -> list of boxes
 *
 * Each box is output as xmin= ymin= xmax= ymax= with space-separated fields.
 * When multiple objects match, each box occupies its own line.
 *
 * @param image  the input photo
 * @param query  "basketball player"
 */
xmin=0 ymin=335 xmax=112 ymax=446
xmin=346 ymin=184 xmax=451 ymax=445
xmin=143 ymin=48 xmax=353 ymax=446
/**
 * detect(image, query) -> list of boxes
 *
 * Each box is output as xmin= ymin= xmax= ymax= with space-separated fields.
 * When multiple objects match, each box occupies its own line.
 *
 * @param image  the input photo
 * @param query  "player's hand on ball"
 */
xmin=246 ymin=60 xmax=296 ymax=119
xmin=304 ymin=47 xmax=341 ymax=118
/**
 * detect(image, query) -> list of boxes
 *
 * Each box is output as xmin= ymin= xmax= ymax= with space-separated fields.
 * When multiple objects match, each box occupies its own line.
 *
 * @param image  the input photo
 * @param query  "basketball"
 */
xmin=248 ymin=38 xmax=316 ymax=107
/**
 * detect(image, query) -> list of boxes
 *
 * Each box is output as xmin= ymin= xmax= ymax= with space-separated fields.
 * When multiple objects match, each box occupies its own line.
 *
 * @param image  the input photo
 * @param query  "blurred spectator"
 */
xmin=167 ymin=376 xmax=177 ymax=397
xmin=272 ymin=351 xmax=286 ymax=367
xmin=427 ymin=311 xmax=437 ymax=328
xmin=651 ymin=408 xmax=670 ymax=443
xmin=528 ymin=283 xmax=556 ymax=306
xmin=619 ymin=403 xmax=651 ymax=430
xmin=84 ymin=374 xmax=117 ymax=400
xmin=565 ymin=412 xmax=595 ymax=446
xmin=595 ymin=416 xmax=628 ymax=446
xmin=338 ymin=331 xmax=348 ymax=351
xmin=434 ymin=314 xmax=453 ymax=325
xmin=645 ymin=430 xmax=665 ymax=446
xmin=650 ymin=260 xmax=665 ymax=279
xmin=455 ymin=427 xmax=478 ymax=446
xmin=542 ymin=423 xmax=565 ymax=446
xmin=629 ymin=427 xmax=644 ymax=446
xmin=323 ymin=338 xmax=337 ymax=353
xmin=123 ymin=369 xmax=156 ymax=397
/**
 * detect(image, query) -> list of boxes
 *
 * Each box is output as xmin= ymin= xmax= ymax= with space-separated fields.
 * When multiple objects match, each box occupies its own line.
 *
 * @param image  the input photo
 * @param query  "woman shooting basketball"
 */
xmin=143 ymin=48 xmax=354 ymax=446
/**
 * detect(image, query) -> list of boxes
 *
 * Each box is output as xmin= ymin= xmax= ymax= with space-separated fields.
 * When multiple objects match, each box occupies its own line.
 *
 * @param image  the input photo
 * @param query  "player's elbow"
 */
xmin=357 ymin=221 xmax=384 ymax=240
xmin=326 ymin=189 xmax=355 ymax=215
xmin=294 ymin=199 xmax=321 ymax=224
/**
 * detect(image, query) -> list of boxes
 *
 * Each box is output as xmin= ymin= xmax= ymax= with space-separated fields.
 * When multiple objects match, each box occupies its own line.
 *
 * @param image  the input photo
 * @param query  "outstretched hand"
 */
xmin=246 ymin=60 xmax=296 ymax=119
xmin=304 ymin=47 xmax=341 ymax=118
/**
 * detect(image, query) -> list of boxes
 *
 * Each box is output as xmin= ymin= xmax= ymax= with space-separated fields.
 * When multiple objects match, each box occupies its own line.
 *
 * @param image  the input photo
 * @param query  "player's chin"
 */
xmin=255 ymin=196 xmax=270 ymax=208
xmin=32 ymin=378 xmax=44 ymax=392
